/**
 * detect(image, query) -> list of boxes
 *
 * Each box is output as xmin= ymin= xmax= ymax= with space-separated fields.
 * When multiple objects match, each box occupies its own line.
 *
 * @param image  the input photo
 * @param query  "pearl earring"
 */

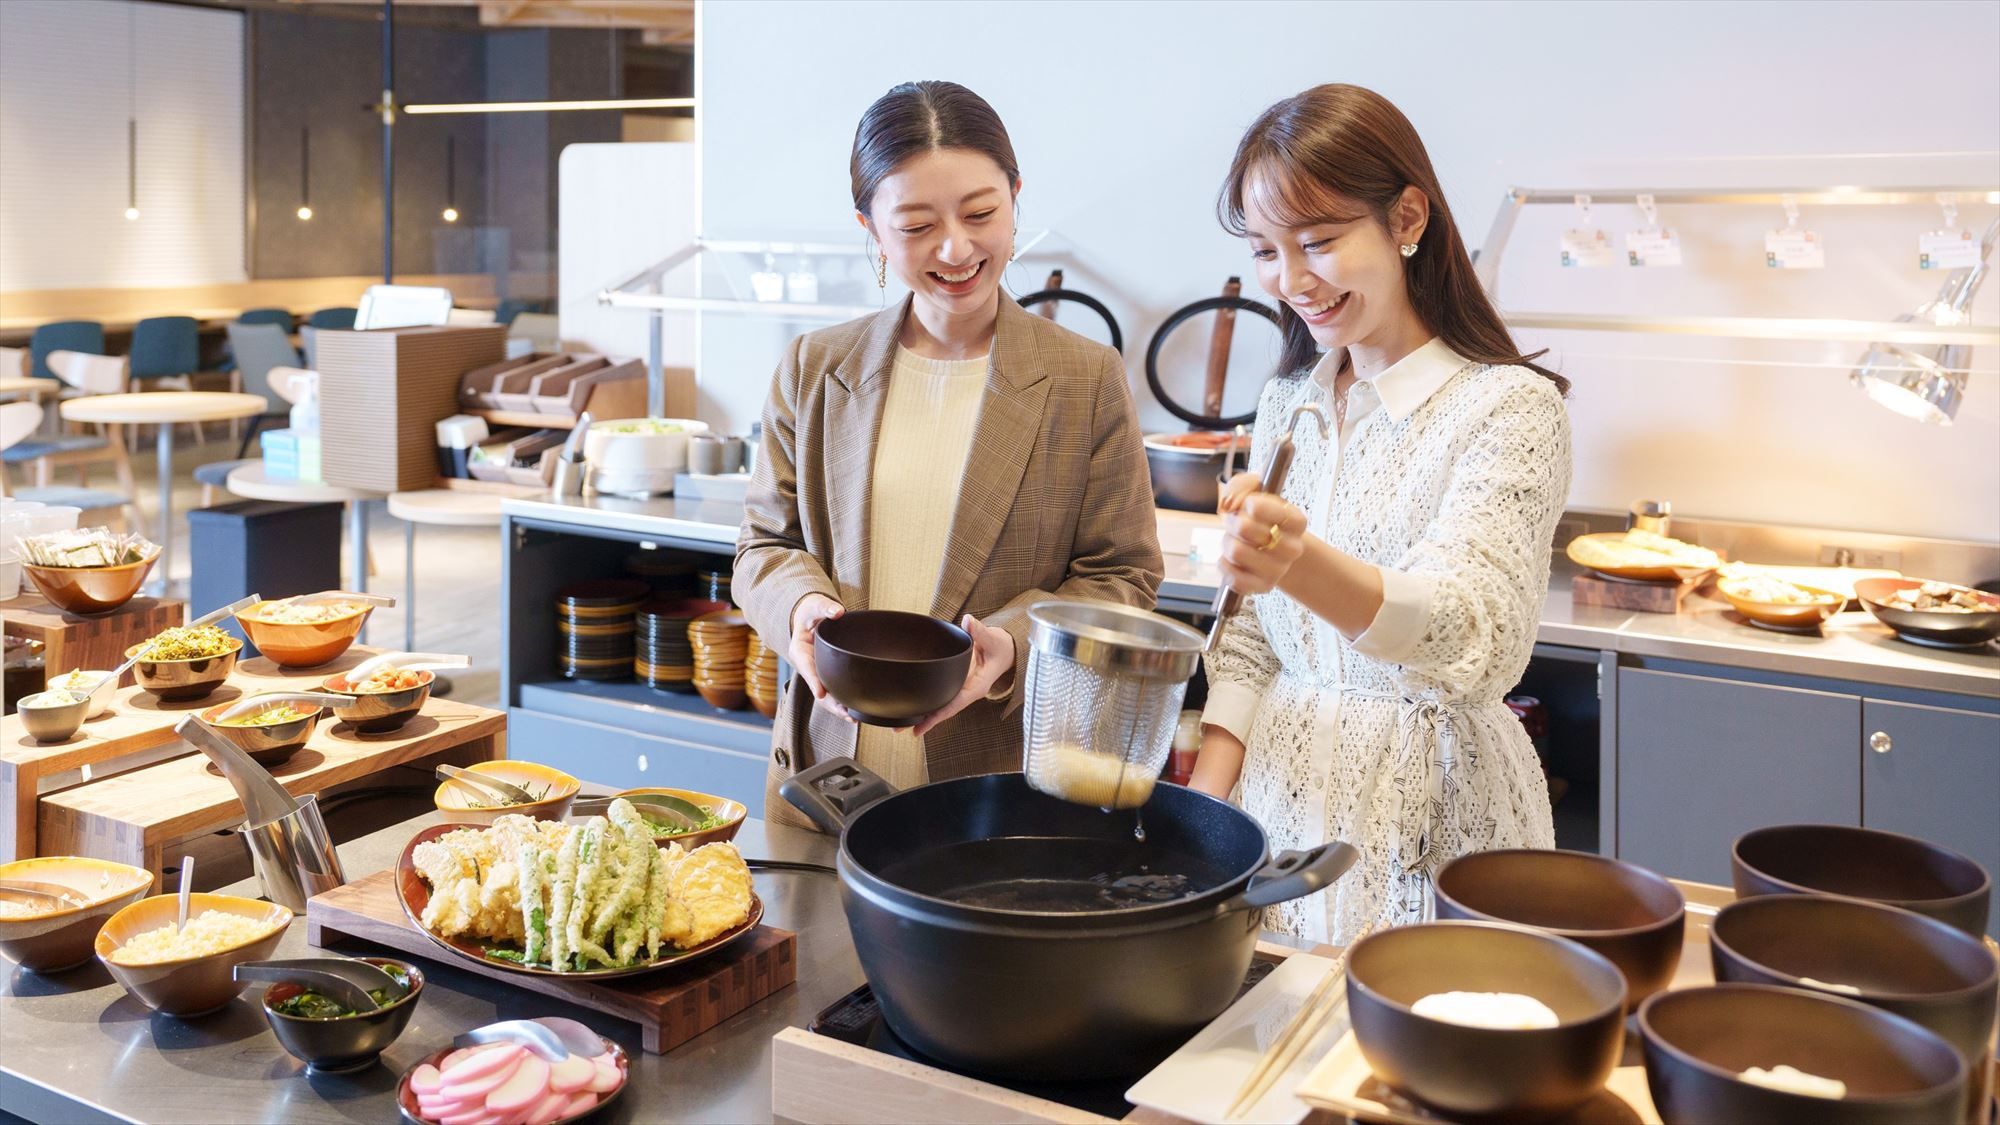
xmin=876 ymin=253 xmax=888 ymax=289
xmin=1399 ymin=243 xmax=1419 ymax=259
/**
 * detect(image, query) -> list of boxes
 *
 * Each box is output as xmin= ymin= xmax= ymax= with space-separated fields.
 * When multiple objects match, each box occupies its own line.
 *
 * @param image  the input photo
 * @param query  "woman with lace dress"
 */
xmin=1187 ymin=85 xmax=1574 ymax=945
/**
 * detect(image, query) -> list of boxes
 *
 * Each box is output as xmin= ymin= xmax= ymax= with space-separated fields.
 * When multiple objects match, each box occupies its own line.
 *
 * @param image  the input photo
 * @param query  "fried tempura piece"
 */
xmin=664 ymin=841 xmax=752 ymax=948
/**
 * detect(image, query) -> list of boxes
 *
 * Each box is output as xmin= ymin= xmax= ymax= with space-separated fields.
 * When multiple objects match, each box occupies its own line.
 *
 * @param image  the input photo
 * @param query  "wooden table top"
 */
xmin=0 ymin=377 xmax=56 ymax=396
xmin=59 ymin=390 xmax=266 ymax=424
xmin=386 ymin=488 xmax=512 ymax=526
xmin=226 ymin=461 xmax=383 ymax=502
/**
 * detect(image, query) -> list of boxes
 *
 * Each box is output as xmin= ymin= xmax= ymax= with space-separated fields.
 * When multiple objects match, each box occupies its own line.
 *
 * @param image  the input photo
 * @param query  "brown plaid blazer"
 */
xmin=736 ymin=294 xmax=1163 ymax=829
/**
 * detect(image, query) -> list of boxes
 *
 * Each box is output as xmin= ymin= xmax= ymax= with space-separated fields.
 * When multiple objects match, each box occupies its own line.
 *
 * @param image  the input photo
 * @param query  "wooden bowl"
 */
xmin=612 ymin=787 xmax=747 ymax=848
xmin=814 ymin=610 xmax=970 ymax=726
xmin=1434 ymin=848 xmax=1686 ymax=1010
xmin=695 ymin=683 xmax=748 ymax=711
xmin=1344 ymin=921 xmax=1627 ymax=1120
xmin=1710 ymin=895 xmax=1998 ymax=1120
xmin=21 ymin=554 xmax=158 ymax=615
xmin=196 ymin=696 xmax=325 ymax=766
xmin=1639 ymin=984 xmax=1967 ymax=1124
xmin=432 ymin=760 xmax=579 ymax=825
xmin=234 ymin=600 xmax=373 ymax=667
xmin=1717 ymin=577 xmax=1846 ymax=633
xmin=94 ymin=892 xmax=292 ymax=1016
xmin=0 ymin=856 xmax=153 ymax=972
xmin=126 ymin=640 xmax=242 ymax=702
xmin=1732 ymin=824 xmax=1992 ymax=940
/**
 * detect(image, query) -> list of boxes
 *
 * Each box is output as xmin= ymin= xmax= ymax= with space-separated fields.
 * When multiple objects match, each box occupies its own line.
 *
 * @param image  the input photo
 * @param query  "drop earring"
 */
xmin=876 ymin=253 xmax=888 ymax=289
xmin=1008 ymin=232 xmax=1018 ymax=263
xmin=1399 ymin=242 xmax=1419 ymax=258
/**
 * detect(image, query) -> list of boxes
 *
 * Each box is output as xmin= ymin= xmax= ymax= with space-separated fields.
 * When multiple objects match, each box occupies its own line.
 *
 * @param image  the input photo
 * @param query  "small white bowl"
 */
xmin=0 ymin=553 xmax=20 ymax=599
xmin=45 ymin=669 xmax=117 ymax=719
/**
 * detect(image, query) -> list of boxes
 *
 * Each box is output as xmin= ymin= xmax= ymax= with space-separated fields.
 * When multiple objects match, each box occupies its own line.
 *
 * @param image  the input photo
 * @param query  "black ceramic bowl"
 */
xmin=814 ymin=611 xmax=972 ymax=726
xmin=1710 ymin=895 xmax=1999 ymax=1121
xmin=1344 ymin=921 xmax=1628 ymax=1120
xmin=1854 ymin=576 xmax=2000 ymax=650
xmin=258 ymin=957 xmax=424 ymax=1074
xmin=1732 ymin=824 xmax=1992 ymax=939
xmin=1639 ymin=984 xmax=1967 ymax=1125
xmin=1434 ymin=848 xmax=1686 ymax=1011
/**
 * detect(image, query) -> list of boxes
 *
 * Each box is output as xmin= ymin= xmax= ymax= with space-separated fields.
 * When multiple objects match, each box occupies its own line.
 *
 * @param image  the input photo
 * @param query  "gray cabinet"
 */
xmin=1616 ymin=667 xmax=1860 ymax=885
xmin=1861 ymin=699 xmax=2000 ymax=936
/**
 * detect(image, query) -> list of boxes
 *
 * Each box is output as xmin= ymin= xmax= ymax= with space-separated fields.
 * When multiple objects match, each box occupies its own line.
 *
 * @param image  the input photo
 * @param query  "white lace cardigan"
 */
xmin=1203 ymin=349 xmax=1573 ymax=944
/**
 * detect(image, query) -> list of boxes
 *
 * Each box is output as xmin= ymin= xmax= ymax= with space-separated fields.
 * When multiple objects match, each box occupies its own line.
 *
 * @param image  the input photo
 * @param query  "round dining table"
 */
xmin=225 ymin=462 xmax=386 ymax=643
xmin=59 ymin=391 xmax=266 ymax=596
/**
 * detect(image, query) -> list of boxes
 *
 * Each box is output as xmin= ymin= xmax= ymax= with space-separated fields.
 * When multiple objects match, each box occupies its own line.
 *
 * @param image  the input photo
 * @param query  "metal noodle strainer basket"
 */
xmin=1022 ymin=601 xmax=1206 ymax=809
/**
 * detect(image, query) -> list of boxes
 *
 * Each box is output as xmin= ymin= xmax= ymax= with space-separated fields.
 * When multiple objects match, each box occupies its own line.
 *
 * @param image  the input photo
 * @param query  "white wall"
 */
xmin=700 ymin=0 xmax=2000 ymax=542
xmin=557 ymin=142 xmax=698 ymax=374
xmin=0 ymin=0 xmax=246 ymax=290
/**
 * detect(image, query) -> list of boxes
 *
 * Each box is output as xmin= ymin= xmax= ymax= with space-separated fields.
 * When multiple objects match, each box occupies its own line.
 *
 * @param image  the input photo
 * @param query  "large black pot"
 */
xmin=781 ymin=759 xmax=1358 ymax=1082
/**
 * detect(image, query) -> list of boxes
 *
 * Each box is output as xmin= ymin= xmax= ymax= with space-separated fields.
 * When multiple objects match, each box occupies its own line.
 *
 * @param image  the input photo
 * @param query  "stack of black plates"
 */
xmin=556 ymin=579 xmax=650 ymax=681
xmin=625 ymin=550 xmax=699 ymax=600
xmin=698 ymin=566 xmax=734 ymax=606
xmin=635 ymin=598 xmax=726 ymax=692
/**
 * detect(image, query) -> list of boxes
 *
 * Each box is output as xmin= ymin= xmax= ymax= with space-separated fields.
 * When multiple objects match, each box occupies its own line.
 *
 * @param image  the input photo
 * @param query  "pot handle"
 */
xmin=1222 ymin=841 xmax=1360 ymax=913
xmin=778 ymin=758 xmax=897 ymax=836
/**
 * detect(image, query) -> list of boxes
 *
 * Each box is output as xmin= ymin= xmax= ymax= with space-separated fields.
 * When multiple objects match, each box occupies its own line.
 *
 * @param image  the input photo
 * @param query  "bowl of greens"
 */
xmin=257 ymin=957 xmax=423 ymax=1074
xmin=613 ymin=787 xmax=746 ymax=848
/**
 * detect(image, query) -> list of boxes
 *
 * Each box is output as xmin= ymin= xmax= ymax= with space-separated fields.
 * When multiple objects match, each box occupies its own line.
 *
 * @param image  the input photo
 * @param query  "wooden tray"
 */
xmin=1571 ymin=572 xmax=1702 ymax=615
xmin=308 ymin=867 xmax=797 ymax=1054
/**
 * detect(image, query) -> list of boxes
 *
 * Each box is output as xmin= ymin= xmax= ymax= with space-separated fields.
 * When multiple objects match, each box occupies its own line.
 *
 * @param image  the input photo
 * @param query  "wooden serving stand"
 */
xmin=1 ymin=646 xmax=504 ymax=869
xmin=308 ymin=869 xmax=798 ymax=1055
xmin=1570 ymin=572 xmax=1705 ymax=615
xmin=1 ymin=592 xmax=185 ymax=685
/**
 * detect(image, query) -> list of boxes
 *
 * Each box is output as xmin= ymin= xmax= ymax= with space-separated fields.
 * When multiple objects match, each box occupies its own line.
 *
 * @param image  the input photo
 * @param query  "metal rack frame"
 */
xmin=1475 ymin=185 xmax=2000 ymax=347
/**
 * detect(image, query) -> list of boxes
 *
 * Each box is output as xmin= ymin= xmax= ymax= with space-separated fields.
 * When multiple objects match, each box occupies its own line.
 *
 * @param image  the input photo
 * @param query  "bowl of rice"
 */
xmin=235 ymin=597 xmax=375 ymax=668
xmin=94 ymin=892 xmax=292 ymax=1016
xmin=126 ymin=626 xmax=244 ymax=702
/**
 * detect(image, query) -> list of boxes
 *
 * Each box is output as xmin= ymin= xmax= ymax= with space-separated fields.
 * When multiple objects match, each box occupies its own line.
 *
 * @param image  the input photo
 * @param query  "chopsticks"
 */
xmin=1225 ymin=920 xmax=1380 ymax=1120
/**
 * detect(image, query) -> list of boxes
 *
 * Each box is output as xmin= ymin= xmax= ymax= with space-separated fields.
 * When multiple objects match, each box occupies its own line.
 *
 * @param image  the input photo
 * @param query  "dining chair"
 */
xmin=306 ymin=307 xmax=357 ymax=330
xmin=0 ymin=398 xmax=140 ymax=532
xmin=226 ymin=322 xmax=303 ymax=458
xmin=28 ymin=321 xmax=105 ymax=381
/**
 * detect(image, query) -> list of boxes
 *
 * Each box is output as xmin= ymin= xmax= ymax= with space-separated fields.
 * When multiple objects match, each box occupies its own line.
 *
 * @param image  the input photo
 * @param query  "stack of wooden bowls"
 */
xmin=690 ymin=609 xmax=749 ymax=710
xmin=697 ymin=567 xmax=734 ymax=606
xmin=634 ymin=598 xmax=726 ymax=693
xmin=745 ymin=630 xmax=779 ymax=719
xmin=556 ymin=580 xmax=650 ymax=681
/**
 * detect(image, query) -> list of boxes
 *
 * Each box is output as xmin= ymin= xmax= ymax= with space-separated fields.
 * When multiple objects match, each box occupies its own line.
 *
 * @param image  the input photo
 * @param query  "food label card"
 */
xmin=1625 ymin=227 xmax=1683 ymax=267
xmin=1560 ymin=229 xmax=1619 ymax=268
xmin=1764 ymin=229 xmax=1824 ymax=269
xmin=1919 ymin=229 xmax=1981 ymax=270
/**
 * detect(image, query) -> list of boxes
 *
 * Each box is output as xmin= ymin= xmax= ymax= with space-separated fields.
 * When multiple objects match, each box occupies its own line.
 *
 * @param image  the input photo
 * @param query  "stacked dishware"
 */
xmin=635 ymin=598 xmax=723 ymax=693
xmin=624 ymin=550 xmax=697 ymax=600
xmin=555 ymin=580 xmax=649 ymax=681
xmin=690 ymin=610 xmax=749 ymax=710
xmin=697 ymin=566 xmax=733 ymax=606
xmin=745 ymin=630 xmax=779 ymax=718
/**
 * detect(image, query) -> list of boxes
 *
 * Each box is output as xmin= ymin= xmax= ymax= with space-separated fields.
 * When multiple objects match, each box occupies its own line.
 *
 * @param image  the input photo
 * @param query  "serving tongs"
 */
xmin=435 ymin=764 xmax=540 ymax=807
xmin=342 ymin=651 xmax=470 ymax=683
xmin=271 ymin=589 xmax=398 ymax=609
xmin=571 ymin=791 xmax=708 ymax=831
xmin=454 ymin=1017 xmax=605 ymax=1062
xmin=0 ymin=879 xmax=88 ymax=910
xmin=85 ymin=593 xmax=263 ymax=698
xmin=1204 ymin=402 xmax=1329 ymax=655
xmin=234 ymin=956 xmax=403 ymax=1013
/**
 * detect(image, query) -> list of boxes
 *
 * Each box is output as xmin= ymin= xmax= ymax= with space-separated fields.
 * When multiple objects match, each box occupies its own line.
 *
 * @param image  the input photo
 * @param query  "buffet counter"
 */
xmin=502 ymin=493 xmax=2000 ymax=701
xmin=0 ymin=811 xmax=851 ymax=1125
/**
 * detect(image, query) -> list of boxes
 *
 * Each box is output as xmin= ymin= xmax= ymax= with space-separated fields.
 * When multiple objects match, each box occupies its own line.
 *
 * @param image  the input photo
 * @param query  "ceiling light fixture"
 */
xmin=401 ymin=97 xmax=693 ymax=116
xmin=1851 ymin=216 xmax=1997 ymax=424
xmin=441 ymin=134 xmax=458 ymax=222
xmin=295 ymin=126 xmax=314 ymax=220
xmin=123 ymin=5 xmax=138 ymax=220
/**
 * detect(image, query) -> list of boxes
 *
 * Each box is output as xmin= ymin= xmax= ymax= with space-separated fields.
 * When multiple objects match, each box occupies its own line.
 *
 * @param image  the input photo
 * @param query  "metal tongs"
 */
xmin=434 ymin=764 xmax=541 ymax=807
xmin=1204 ymin=402 xmax=1329 ymax=654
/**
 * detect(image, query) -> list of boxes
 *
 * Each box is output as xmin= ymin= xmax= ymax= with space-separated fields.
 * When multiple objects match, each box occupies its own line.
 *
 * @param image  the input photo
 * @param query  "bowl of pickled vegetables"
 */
xmin=235 ymin=597 xmax=375 ymax=668
xmin=195 ymin=695 xmax=327 ymax=765
xmin=320 ymin=664 xmax=434 ymax=733
xmin=126 ymin=625 xmax=244 ymax=702
xmin=258 ymin=957 xmax=424 ymax=1074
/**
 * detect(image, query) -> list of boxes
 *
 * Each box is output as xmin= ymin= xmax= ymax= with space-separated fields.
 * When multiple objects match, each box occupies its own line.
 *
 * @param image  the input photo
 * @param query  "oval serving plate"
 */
xmin=1565 ymin=532 xmax=1718 ymax=583
xmin=394 ymin=823 xmax=762 ymax=980
xmin=396 ymin=1035 xmax=629 ymax=1125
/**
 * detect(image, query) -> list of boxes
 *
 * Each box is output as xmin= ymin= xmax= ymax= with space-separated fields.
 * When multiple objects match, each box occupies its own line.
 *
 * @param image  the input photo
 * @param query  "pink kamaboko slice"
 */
xmin=410 ymin=1063 xmax=444 ymax=1096
xmin=484 ymin=1053 xmax=551 ymax=1116
xmin=546 ymin=1053 xmax=595 ymax=1095
xmin=523 ymin=1088 xmax=571 ymax=1125
xmin=439 ymin=1044 xmax=525 ymax=1099
xmin=561 ymin=1091 xmax=599 ymax=1117
xmin=586 ymin=1055 xmax=622 ymax=1093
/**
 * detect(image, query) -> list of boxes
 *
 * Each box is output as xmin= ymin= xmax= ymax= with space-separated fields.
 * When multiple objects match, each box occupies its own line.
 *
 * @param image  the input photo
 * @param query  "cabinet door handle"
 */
xmin=1869 ymin=731 xmax=1893 ymax=754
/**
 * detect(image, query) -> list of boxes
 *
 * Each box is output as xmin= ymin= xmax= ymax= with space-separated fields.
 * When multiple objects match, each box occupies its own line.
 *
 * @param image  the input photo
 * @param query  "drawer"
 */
xmin=507 ymin=707 xmax=769 ymax=811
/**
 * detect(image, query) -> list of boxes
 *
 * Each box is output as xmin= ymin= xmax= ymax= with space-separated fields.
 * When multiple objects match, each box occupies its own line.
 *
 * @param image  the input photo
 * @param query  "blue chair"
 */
xmin=307 ymin=307 xmax=357 ymax=330
xmin=494 ymin=298 xmax=540 ymax=326
xmin=236 ymin=307 xmax=295 ymax=330
xmin=29 ymin=321 xmax=105 ymax=381
xmin=129 ymin=316 xmax=200 ymax=386
xmin=226 ymin=322 xmax=302 ymax=458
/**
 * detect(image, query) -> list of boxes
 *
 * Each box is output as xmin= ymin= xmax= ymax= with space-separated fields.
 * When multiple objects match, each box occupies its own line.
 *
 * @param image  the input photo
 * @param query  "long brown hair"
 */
xmin=1218 ymin=84 xmax=1567 ymax=394
xmin=850 ymin=81 xmax=1020 ymax=216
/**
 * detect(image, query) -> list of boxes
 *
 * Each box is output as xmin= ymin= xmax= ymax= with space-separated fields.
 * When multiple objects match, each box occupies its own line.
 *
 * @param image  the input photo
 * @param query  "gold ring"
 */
xmin=1261 ymin=524 xmax=1283 ymax=552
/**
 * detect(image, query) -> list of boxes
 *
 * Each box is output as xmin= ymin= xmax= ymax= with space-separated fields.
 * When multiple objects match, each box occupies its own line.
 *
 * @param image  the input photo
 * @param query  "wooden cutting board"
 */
xmin=306 ymin=868 xmax=797 ymax=1054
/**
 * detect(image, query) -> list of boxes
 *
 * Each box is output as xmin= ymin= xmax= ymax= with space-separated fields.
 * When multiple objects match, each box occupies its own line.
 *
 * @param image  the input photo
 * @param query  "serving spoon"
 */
xmin=85 ymin=593 xmax=263 ymax=699
xmin=210 ymin=692 xmax=351 ymax=724
xmin=0 ymin=880 xmax=87 ymax=910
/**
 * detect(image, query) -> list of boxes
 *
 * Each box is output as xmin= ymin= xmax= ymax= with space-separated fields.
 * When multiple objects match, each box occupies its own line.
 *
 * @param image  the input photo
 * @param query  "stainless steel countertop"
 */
xmin=0 ymin=812 xmax=853 ymax=1124
xmin=504 ymin=492 xmax=1999 ymax=700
